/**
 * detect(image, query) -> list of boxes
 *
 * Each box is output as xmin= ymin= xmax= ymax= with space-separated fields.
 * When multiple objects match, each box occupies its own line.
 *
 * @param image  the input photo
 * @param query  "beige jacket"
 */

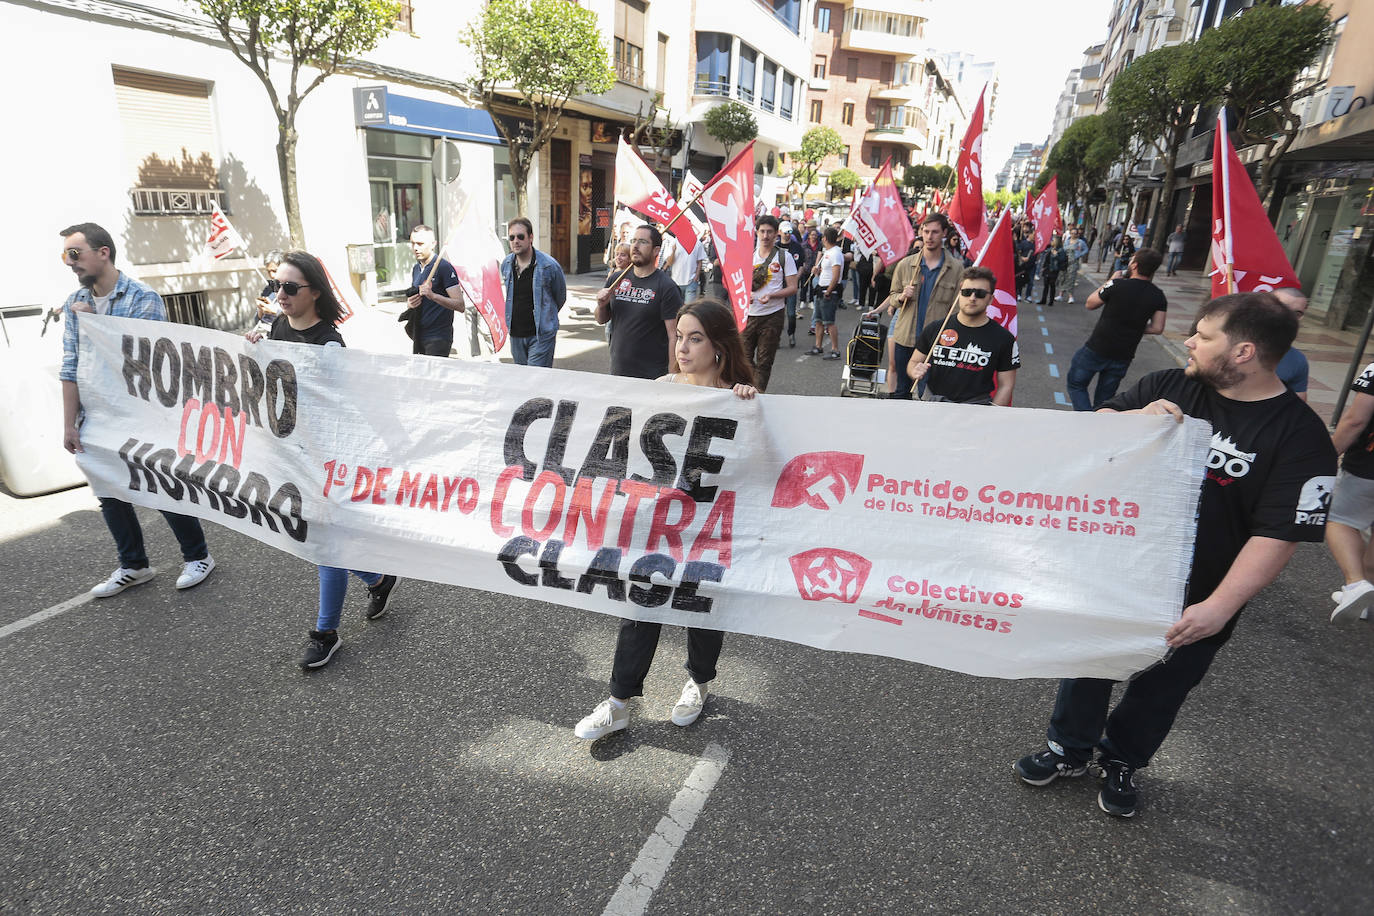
xmin=884 ymin=249 xmax=964 ymax=347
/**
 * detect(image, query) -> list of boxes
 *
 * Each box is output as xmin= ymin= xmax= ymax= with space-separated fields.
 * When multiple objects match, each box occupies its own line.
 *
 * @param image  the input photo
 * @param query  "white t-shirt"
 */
xmin=92 ymin=291 xmax=115 ymax=315
xmin=817 ymin=246 xmax=845 ymax=290
xmin=747 ymin=246 xmax=798 ymax=316
xmin=670 ymin=239 xmax=702 ymax=286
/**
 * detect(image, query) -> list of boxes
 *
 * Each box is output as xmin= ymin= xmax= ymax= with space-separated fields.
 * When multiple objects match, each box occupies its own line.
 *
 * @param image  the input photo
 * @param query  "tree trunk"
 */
xmin=277 ymin=119 xmax=304 ymax=248
xmin=1149 ymin=133 xmax=1182 ymax=253
xmin=511 ymin=150 xmax=529 ymax=217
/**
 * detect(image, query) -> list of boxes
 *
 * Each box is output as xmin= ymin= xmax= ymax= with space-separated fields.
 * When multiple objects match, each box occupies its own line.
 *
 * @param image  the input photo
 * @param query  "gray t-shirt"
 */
xmin=607 ymin=268 xmax=682 ymax=379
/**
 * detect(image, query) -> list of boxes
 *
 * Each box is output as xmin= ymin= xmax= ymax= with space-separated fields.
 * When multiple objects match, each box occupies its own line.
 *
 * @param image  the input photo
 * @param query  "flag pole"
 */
xmin=1219 ymin=107 xmax=1238 ymax=295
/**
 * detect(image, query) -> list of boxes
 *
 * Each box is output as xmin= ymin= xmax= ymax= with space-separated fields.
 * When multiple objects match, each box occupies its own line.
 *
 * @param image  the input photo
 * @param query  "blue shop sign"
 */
xmin=352 ymin=86 xmax=502 ymax=145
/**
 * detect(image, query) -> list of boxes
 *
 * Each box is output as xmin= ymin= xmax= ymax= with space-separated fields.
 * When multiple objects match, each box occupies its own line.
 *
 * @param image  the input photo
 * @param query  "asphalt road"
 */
xmin=3 ymin=274 xmax=1371 ymax=915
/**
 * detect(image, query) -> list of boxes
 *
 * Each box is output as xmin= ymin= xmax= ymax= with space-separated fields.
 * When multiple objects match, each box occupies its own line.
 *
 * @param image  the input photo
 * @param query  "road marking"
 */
xmin=1037 ymin=314 xmax=1045 ymax=323
xmin=0 ymin=592 xmax=93 ymax=641
xmin=1055 ymin=392 xmax=1069 ymax=406
xmin=1048 ymin=363 xmax=1060 ymax=378
xmin=1044 ymin=343 xmax=1053 ymax=354
xmin=1041 ymin=327 xmax=1049 ymax=337
xmin=603 ymin=741 xmax=731 ymax=916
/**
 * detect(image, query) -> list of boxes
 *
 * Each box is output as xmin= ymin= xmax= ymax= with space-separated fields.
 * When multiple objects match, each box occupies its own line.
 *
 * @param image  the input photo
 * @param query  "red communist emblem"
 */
xmin=788 ymin=548 xmax=872 ymax=603
xmin=771 ymin=451 xmax=864 ymax=511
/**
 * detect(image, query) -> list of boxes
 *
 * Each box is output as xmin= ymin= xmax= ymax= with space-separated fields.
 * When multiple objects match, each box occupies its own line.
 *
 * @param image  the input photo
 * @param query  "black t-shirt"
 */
xmin=607 ymin=268 xmax=682 ymax=379
xmin=1085 ymin=277 xmax=1168 ymax=361
xmin=1104 ymin=369 xmax=1336 ymax=602
xmin=915 ymin=315 xmax=1020 ymax=403
xmin=1341 ymin=362 xmax=1374 ymax=478
xmin=269 ymin=314 xmax=345 ymax=347
xmin=510 ymin=258 xmax=537 ymax=338
xmin=411 ymin=257 xmax=461 ymax=339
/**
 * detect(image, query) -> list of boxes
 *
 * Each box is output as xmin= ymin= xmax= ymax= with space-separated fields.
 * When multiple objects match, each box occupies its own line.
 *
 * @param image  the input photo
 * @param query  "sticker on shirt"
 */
xmin=1354 ymin=362 xmax=1374 ymax=393
xmin=1206 ymin=433 xmax=1256 ymax=480
xmin=1295 ymin=475 xmax=1335 ymax=526
xmin=939 ymin=328 xmax=958 ymax=347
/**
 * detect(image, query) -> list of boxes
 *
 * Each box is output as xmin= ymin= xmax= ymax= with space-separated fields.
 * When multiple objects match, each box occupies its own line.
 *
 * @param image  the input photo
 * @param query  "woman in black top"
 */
xmin=246 ymin=251 xmax=400 ymax=669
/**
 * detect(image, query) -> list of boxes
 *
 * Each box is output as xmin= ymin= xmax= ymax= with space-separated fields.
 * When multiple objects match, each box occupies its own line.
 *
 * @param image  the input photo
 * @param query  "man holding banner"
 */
xmin=1016 ymin=292 xmax=1336 ymax=818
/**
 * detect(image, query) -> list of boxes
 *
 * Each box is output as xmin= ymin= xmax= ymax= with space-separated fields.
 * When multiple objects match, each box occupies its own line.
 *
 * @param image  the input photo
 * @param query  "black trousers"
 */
xmin=608 ymin=619 xmax=724 ymax=699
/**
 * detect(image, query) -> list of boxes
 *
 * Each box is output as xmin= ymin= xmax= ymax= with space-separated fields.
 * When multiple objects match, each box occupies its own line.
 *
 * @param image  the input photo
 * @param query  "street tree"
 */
xmin=199 ymin=0 xmax=398 ymax=247
xmin=1200 ymin=1 xmax=1335 ymax=202
xmin=1108 ymin=41 xmax=1222 ymax=250
xmin=629 ymin=91 xmax=679 ymax=172
xmin=791 ymin=127 xmax=844 ymax=200
xmin=828 ymin=168 xmax=859 ymax=199
xmin=902 ymin=163 xmax=952 ymax=197
xmin=1044 ymin=115 xmax=1107 ymax=219
xmin=703 ymin=102 xmax=758 ymax=161
xmin=463 ymin=0 xmax=614 ymax=214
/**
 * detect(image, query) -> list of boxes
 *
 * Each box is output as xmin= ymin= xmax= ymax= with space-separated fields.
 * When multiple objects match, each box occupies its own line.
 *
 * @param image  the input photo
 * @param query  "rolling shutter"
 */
xmin=112 ymin=67 xmax=219 ymax=189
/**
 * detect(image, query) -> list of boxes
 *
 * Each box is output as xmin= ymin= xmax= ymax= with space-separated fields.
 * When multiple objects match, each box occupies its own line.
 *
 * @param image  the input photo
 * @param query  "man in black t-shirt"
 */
xmin=1015 ymin=292 xmax=1337 ymax=818
xmin=1066 ymin=248 xmax=1167 ymax=411
xmin=1323 ymin=361 xmax=1374 ymax=622
xmin=401 ymin=225 xmax=465 ymax=357
xmin=594 ymin=224 xmax=682 ymax=379
xmin=908 ymin=265 xmax=1018 ymax=406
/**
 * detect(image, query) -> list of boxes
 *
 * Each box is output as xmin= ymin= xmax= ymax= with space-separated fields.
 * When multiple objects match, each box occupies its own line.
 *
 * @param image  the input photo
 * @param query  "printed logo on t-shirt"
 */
xmin=938 ymin=328 xmax=959 ymax=346
xmin=1206 ymin=433 xmax=1257 ymax=479
xmin=615 ymin=278 xmax=658 ymax=304
xmin=933 ymin=340 xmax=992 ymax=368
xmin=1295 ymin=475 xmax=1335 ymax=525
xmin=1011 ymin=341 xmax=1020 ymax=363
xmin=1354 ymin=363 xmax=1374 ymax=393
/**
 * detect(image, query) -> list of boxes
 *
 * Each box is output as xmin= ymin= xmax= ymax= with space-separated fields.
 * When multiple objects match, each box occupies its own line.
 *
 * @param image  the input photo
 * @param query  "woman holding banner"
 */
xmin=246 ymin=251 xmax=401 ymax=670
xmin=575 ymin=298 xmax=757 ymax=740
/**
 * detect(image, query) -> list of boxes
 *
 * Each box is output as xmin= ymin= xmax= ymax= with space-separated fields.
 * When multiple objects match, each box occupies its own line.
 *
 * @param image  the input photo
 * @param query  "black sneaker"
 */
xmin=1015 ymin=746 xmax=1089 ymax=786
xmin=806 ymin=346 xmax=824 ymax=355
xmin=1097 ymin=759 xmax=1138 ymax=817
xmin=366 ymin=574 xmax=398 ymax=620
xmin=300 ymin=630 xmax=341 ymax=670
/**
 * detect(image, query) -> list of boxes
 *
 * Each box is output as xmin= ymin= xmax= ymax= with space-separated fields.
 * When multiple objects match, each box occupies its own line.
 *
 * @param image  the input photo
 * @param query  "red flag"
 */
xmin=205 ymin=202 xmax=244 ymax=260
xmin=844 ymin=159 xmax=915 ymax=267
xmin=615 ymin=137 xmax=697 ymax=254
xmin=444 ymin=235 xmax=510 ymax=354
xmin=947 ymin=85 xmax=987 ymax=246
xmin=932 ymin=189 xmax=945 ymax=213
xmin=974 ymin=209 xmax=1018 ymax=339
xmin=1029 ymin=176 xmax=1059 ymax=254
xmin=701 ymin=142 xmax=757 ymax=328
xmin=1209 ymin=108 xmax=1299 ymax=297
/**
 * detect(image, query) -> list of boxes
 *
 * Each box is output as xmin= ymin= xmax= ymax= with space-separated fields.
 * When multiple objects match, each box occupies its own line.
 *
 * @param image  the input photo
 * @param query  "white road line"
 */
xmin=1037 ymin=314 xmax=1045 ymax=323
xmin=1041 ymin=327 xmax=1049 ymax=337
xmin=1055 ymin=392 xmax=1069 ymax=406
xmin=0 ymin=592 xmax=93 ymax=641
xmin=602 ymin=741 xmax=731 ymax=916
xmin=1048 ymin=364 xmax=1060 ymax=378
xmin=1044 ymin=343 xmax=1054 ymax=354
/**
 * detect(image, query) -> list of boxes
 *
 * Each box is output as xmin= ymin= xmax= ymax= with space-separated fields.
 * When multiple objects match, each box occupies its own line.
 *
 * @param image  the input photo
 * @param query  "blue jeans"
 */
xmin=892 ymin=342 xmax=927 ymax=400
xmin=1066 ymin=345 xmax=1130 ymax=411
xmin=1166 ymin=251 xmax=1182 ymax=274
xmin=510 ymin=330 xmax=557 ymax=367
xmin=785 ymin=293 xmax=798 ymax=337
xmin=420 ymin=337 xmax=452 ymax=357
xmin=99 ymin=497 xmax=207 ymax=569
xmin=317 ymin=566 xmax=382 ymax=631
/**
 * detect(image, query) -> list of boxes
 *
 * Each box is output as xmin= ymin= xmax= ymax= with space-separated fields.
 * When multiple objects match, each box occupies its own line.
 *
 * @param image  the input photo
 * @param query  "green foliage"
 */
xmin=791 ymin=126 xmax=844 ymax=198
xmin=828 ymin=167 xmax=859 ymax=197
xmin=704 ymin=102 xmax=759 ymax=160
xmin=1107 ymin=42 xmax=1221 ymax=160
xmin=984 ymin=188 xmax=1025 ymax=211
xmin=903 ymin=163 xmax=951 ymax=193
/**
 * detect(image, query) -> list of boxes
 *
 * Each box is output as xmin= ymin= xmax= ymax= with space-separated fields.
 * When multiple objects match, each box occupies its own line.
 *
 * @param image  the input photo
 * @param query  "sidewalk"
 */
xmin=1077 ymin=264 xmax=1370 ymax=425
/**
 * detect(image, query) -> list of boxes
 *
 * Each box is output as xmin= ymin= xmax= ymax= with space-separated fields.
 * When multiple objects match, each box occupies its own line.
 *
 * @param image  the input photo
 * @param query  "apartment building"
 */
xmin=994 ymin=143 xmax=1044 ymax=195
xmin=1046 ymin=69 xmax=1081 ymax=155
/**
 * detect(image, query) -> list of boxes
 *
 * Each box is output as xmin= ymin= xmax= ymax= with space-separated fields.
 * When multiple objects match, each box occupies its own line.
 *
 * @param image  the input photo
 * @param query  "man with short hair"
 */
xmin=1015 ymin=291 xmax=1337 ymax=818
xmin=402 ymin=224 xmax=465 ymax=357
xmin=1065 ymin=248 xmax=1168 ymax=411
xmin=1165 ymin=224 xmax=1187 ymax=276
xmin=1272 ymin=286 xmax=1310 ymax=402
xmin=868 ymin=212 xmax=964 ymax=400
xmin=906 ymin=265 xmax=1018 ymax=406
xmin=742 ymin=215 xmax=799 ymax=389
xmin=57 ymin=222 xmax=217 ymax=598
xmin=501 ymin=217 xmax=567 ymax=368
xmin=594 ymin=224 xmax=681 ymax=379
xmin=1061 ymin=227 xmax=1089 ymax=304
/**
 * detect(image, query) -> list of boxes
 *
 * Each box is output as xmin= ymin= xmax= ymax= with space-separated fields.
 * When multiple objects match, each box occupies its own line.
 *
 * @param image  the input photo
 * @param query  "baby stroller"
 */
xmin=840 ymin=315 xmax=887 ymax=397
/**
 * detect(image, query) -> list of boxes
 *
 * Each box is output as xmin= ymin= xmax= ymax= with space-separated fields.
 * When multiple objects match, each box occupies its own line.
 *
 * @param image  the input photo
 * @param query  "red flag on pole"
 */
xmin=844 ymin=158 xmax=915 ymax=267
xmin=615 ymin=137 xmax=698 ymax=254
xmin=1029 ymin=176 xmax=1059 ymax=254
xmin=701 ymin=142 xmax=757 ymax=329
xmin=947 ymin=85 xmax=987 ymax=246
xmin=1209 ymin=108 xmax=1299 ymax=297
xmin=205 ymin=202 xmax=244 ymax=260
xmin=974 ymin=209 xmax=1019 ymax=339
xmin=932 ymin=188 xmax=945 ymax=213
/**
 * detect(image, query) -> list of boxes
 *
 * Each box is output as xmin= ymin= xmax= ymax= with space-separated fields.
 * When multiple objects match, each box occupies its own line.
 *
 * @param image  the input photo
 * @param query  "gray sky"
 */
xmin=921 ymin=0 xmax=1114 ymax=174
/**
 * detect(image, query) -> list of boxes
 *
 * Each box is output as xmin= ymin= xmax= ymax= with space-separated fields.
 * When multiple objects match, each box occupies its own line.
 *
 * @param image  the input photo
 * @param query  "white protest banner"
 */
xmin=76 ymin=316 xmax=1210 ymax=680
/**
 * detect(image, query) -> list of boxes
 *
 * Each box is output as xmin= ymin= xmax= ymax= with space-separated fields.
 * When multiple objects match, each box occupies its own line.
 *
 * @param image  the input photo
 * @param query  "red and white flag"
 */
xmin=701 ymin=142 xmax=757 ymax=329
xmin=1209 ymin=108 xmax=1299 ymax=297
xmin=1029 ymin=176 xmax=1059 ymax=254
xmin=678 ymin=172 xmax=709 ymax=238
xmin=205 ymin=202 xmax=244 ymax=260
xmin=947 ymin=85 xmax=987 ymax=246
xmin=615 ymin=137 xmax=697 ymax=253
xmin=932 ymin=189 xmax=945 ymax=213
xmin=441 ymin=177 xmax=510 ymax=352
xmin=974 ymin=209 xmax=1018 ymax=339
xmin=844 ymin=158 xmax=914 ymax=267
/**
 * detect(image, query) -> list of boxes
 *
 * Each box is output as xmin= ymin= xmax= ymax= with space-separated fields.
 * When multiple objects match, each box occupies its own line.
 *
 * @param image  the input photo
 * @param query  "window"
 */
xmin=839 ymin=145 xmax=850 ymax=167
xmin=615 ymin=38 xmax=645 ymax=86
xmin=846 ymin=57 xmax=858 ymax=82
xmin=814 ymin=55 xmax=826 ymax=79
xmin=657 ymin=33 xmax=668 ymax=91
xmin=771 ymin=0 xmax=801 ymax=33
xmin=694 ymin=32 xmax=731 ymax=96
xmin=880 ymin=60 xmax=893 ymax=86
xmin=163 ymin=291 xmax=209 ymax=327
xmin=781 ymin=72 xmax=795 ymax=120
xmin=841 ymin=102 xmax=854 ymax=126
xmin=614 ymin=0 xmax=647 ymax=86
xmin=394 ymin=0 xmax=413 ymax=32
xmin=816 ymin=5 xmax=831 ymax=32
xmin=737 ymin=44 xmax=757 ymax=104
xmin=113 ymin=68 xmax=224 ymax=215
xmin=810 ymin=99 xmax=823 ymax=122
xmin=869 ymin=146 xmax=883 ymax=169
xmin=761 ymin=60 xmax=777 ymax=113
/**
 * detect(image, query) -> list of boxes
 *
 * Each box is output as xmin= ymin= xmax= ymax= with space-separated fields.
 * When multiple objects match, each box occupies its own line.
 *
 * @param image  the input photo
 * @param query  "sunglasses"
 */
xmin=959 ymin=288 xmax=991 ymax=299
xmin=61 ymin=247 xmax=95 ymax=263
xmin=508 ymin=233 xmax=528 ymax=241
xmin=278 ymin=281 xmax=313 ymax=296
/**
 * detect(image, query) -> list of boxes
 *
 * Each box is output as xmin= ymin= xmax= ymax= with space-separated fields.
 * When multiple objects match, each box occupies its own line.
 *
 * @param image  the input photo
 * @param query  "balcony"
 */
xmin=129 ymin=187 xmax=228 ymax=216
xmin=874 ymin=82 xmax=917 ymax=102
xmin=694 ymin=76 xmax=731 ymax=97
xmin=615 ymin=57 xmax=645 ymax=87
xmin=1075 ymin=90 xmax=1098 ymax=106
xmin=841 ymin=25 xmax=913 ymax=56
xmin=866 ymin=124 xmax=924 ymax=150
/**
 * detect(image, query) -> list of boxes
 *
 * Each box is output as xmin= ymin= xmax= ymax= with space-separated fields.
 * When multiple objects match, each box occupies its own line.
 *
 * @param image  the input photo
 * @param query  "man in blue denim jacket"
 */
xmin=500 ymin=217 xmax=567 ymax=367
xmin=58 ymin=222 xmax=217 ymax=599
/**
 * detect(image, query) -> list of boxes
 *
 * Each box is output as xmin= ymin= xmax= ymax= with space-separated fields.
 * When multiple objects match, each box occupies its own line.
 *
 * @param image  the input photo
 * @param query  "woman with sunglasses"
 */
xmin=247 ymin=251 xmax=400 ymax=669
xmin=575 ymin=298 xmax=757 ymax=740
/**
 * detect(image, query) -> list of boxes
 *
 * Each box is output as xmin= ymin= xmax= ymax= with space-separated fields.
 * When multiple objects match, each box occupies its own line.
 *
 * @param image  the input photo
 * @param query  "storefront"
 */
xmin=1274 ymin=164 xmax=1374 ymax=329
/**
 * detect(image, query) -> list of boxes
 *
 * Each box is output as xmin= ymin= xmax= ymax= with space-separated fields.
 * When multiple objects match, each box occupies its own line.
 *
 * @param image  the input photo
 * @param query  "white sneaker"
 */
xmin=176 ymin=555 xmax=216 ymax=590
xmin=91 ymin=566 xmax=156 ymax=598
xmin=670 ymin=680 xmax=707 ymax=727
xmin=1331 ymin=580 xmax=1374 ymax=623
xmin=1067 ymin=297 xmax=1075 ymax=305
xmin=575 ymin=699 xmax=628 ymax=740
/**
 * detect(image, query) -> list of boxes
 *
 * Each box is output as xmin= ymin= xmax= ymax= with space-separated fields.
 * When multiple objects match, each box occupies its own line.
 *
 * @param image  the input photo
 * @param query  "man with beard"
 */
xmin=58 ymin=222 xmax=217 ymax=598
xmin=594 ymin=224 xmax=681 ymax=379
xmin=1014 ymin=292 xmax=1336 ymax=818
